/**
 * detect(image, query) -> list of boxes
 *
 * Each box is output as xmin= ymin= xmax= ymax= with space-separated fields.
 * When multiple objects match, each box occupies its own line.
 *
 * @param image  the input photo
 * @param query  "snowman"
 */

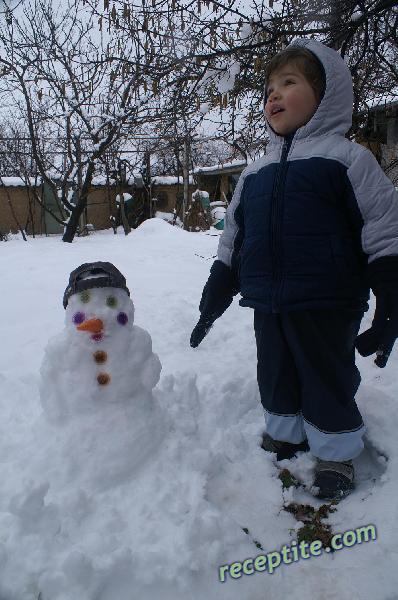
xmin=39 ymin=262 xmax=166 ymax=490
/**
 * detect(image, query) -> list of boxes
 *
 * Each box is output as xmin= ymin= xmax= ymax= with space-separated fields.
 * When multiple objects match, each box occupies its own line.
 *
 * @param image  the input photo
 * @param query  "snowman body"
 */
xmin=39 ymin=285 xmax=165 ymax=491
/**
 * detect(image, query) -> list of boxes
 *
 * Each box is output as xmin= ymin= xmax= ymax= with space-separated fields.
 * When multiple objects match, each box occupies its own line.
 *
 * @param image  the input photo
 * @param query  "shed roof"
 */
xmin=0 ymin=177 xmax=41 ymax=187
xmin=194 ymin=159 xmax=248 ymax=177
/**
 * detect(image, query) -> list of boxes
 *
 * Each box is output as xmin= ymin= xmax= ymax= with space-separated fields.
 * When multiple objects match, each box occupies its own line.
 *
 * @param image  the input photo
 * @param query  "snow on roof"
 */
xmin=91 ymin=176 xmax=115 ymax=186
xmin=193 ymin=159 xmax=248 ymax=174
xmin=0 ymin=175 xmax=141 ymax=188
xmin=0 ymin=177 xmax=41 ymax=187
xmin=364 ymin=94 xmax=398 ymax=111
xmin=91 ymin=175 xmax=140 ymax=186
xmin=152 ymin=176 xmax=194 ymax=185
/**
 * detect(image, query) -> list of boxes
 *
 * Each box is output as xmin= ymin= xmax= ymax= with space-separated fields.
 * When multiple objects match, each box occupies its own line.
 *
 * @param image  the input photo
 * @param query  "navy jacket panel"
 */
xmin=237 ymin=156 xmax=369 ymax=313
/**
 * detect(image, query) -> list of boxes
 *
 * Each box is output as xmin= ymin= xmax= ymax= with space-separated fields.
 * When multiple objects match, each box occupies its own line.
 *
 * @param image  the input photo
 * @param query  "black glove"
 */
xmin=355 ymin=256 xmax=398 ymax=368
xmin=190 ymin=317 xmax=214 ymax=348
xmin=190 ymin=259 xmax=239 ymax=348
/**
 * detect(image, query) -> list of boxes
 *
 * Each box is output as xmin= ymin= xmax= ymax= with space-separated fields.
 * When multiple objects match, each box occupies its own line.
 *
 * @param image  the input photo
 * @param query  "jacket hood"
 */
xmin=263 ymin=38 xmax=353 ymax=147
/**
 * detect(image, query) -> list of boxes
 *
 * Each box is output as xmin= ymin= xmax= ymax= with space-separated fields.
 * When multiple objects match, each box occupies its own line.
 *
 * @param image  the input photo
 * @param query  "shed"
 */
xmin=194 ymin=160 xmax=247 ymax=203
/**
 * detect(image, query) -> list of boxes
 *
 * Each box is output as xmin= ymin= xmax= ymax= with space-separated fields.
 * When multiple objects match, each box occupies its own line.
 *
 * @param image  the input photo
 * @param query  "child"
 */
xmin=190 ymin=38 xmax=398 ymax=500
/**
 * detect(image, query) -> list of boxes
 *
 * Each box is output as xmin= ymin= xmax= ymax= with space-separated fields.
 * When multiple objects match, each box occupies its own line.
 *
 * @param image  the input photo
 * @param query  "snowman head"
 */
xmin=63 ymin=262 xmax=134 ymax=342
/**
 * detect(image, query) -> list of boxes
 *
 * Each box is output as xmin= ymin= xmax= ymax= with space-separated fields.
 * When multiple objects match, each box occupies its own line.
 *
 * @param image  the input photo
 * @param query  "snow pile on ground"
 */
xmin=0 ymin=219 xmax=398 ymax=600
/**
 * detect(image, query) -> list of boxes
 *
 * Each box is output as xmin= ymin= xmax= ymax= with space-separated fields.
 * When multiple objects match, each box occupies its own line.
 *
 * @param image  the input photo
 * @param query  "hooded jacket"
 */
xmin=216 ymin=38 xmax=398 ymax=313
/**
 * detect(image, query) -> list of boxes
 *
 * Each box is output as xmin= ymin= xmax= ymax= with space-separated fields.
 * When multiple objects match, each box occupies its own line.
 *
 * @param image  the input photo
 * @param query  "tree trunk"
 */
xmin=62 ymin=164 xmax=95 ymax=242
xmin=329 ymin=0 xmax=350 ymax=50
xmin=119 ymin=193 xmax=131 ymax=235
xmin=183 ymin=137 xmax=190 ymax=227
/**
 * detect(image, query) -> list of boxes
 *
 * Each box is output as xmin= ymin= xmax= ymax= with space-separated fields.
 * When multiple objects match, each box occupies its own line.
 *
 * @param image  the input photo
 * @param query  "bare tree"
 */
xmin=92 ymin=0 xmax=397 ymax=148
xmin=0 ymin=0 xmax=158 ymax=242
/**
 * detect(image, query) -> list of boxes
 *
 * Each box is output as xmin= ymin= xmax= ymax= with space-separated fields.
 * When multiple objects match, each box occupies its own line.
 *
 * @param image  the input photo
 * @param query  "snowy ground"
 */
xmin=1 ymin=219 xmax=398 ymax=600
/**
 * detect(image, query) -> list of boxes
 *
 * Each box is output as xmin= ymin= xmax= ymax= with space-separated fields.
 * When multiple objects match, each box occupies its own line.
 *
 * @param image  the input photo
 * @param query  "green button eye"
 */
xmin=80 ymin=290 xmax=90 ymax=303
xmin=106 ymin=295 xmax=118 ymax=308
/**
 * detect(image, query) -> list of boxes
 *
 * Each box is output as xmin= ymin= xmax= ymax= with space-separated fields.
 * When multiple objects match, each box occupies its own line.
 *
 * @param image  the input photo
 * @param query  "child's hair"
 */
xmin=265 ymin=47 xmax=326 ymax=105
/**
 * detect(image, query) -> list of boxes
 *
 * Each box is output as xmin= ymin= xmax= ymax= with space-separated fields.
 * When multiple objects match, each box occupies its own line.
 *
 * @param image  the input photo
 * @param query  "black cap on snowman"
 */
xmin=63 ymin=262 xmax=130 ymax=309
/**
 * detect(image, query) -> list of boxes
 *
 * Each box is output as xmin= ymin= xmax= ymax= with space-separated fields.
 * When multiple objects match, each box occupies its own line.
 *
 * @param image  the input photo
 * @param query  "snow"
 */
xmin=154 ymin=210 xmax=182 ymax=226
xmin=90 ymin=176 xmax=139 ymax=186
xmin=0 ymin=219 xmax=398 ymax=599
xmin=194 ymin=159 xmax=248 ymax=173
xmin=211 ymin=206 xmax=226 ymax=221
xmin=239 ymin=23 xmax=253 ymax=40
xmin=217 ymin=62 xmax=241 ymax=95
xmin=115 ymin=192 xmax=133 ymax=204
xmin=350 ymin=10 xmax=363 ymax=21
xmin=0 ymin=176 xmax=40 ymax=187
xmin=210 ymin=201 xmax=227 ymax=208
xmin=152 ymin=175 xmax=194 ymax=185
xmin=198 ymin=102 xmax=211 ymax=115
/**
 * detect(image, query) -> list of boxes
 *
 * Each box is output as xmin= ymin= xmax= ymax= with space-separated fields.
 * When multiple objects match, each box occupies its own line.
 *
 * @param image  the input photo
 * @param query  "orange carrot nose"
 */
xmin=77 ymin=318 xmax=104 ymax=333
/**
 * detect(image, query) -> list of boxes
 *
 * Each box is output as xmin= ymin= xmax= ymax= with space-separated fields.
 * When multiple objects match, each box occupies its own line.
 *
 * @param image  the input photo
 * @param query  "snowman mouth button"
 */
xmin=76 ymin=318 xmax=104 ymax=334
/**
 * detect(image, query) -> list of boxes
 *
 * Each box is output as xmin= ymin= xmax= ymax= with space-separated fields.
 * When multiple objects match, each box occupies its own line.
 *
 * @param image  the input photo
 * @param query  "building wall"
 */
xmin=357 ymin=103 xmax=398 ymax=187
xmin=358 ymin=139 xmax=398 ymax=187
xmin=87 ymin=184 xmax=197 ymax=226
xmin=0 ymin=177 xmax=239 ymax=236
xmin=86 ymin=187 xmax=119 ymax=230
xmin=152 ymin=183 xmax=196 ymax=215
xmin=387 ymin=116 xmax=398 ymax=147
xmin=381 ymin=143 xmax=398 ymax=186
xmin=196 ymin=170 xmax=245 ymax=203
xmin=195 ymin=174 xmax=219 ymax=201
xmin=0 ymin=187 xmax=42 ymax=235
xmin=195 ymin=174 xmax=231 ymax=201
xmin=2 ymin=184 xmax=195 ymax=235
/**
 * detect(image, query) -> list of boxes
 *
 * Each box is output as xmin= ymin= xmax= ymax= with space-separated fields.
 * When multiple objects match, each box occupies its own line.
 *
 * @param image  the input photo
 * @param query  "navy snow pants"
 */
xmin=254 ymin=308 xmax=366 ymax=461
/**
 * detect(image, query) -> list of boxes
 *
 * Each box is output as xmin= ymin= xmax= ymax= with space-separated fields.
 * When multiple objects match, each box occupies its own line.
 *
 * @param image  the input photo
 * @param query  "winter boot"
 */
xmin=261 ymin=432 xmax=310 ymax=461
xmin=313 ymin=458 xmax=354 ymax=500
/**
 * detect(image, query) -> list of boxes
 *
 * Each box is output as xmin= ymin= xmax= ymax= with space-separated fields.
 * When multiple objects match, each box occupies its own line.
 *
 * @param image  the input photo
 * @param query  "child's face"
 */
xmin=264 ymin=64 xmax=319 ymax=137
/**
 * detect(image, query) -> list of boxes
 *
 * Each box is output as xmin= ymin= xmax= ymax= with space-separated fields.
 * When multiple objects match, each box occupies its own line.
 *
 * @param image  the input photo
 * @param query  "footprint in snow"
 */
xmin=352 ymin=434 xmax=388 ymax=502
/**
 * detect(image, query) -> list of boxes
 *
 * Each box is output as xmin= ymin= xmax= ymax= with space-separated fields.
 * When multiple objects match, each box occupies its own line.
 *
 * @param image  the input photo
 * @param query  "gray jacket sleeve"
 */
xmin=217 ymin=172 xmax=245 ymax=267
xmin=347 ymin=146 xmax=398 ymax=263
